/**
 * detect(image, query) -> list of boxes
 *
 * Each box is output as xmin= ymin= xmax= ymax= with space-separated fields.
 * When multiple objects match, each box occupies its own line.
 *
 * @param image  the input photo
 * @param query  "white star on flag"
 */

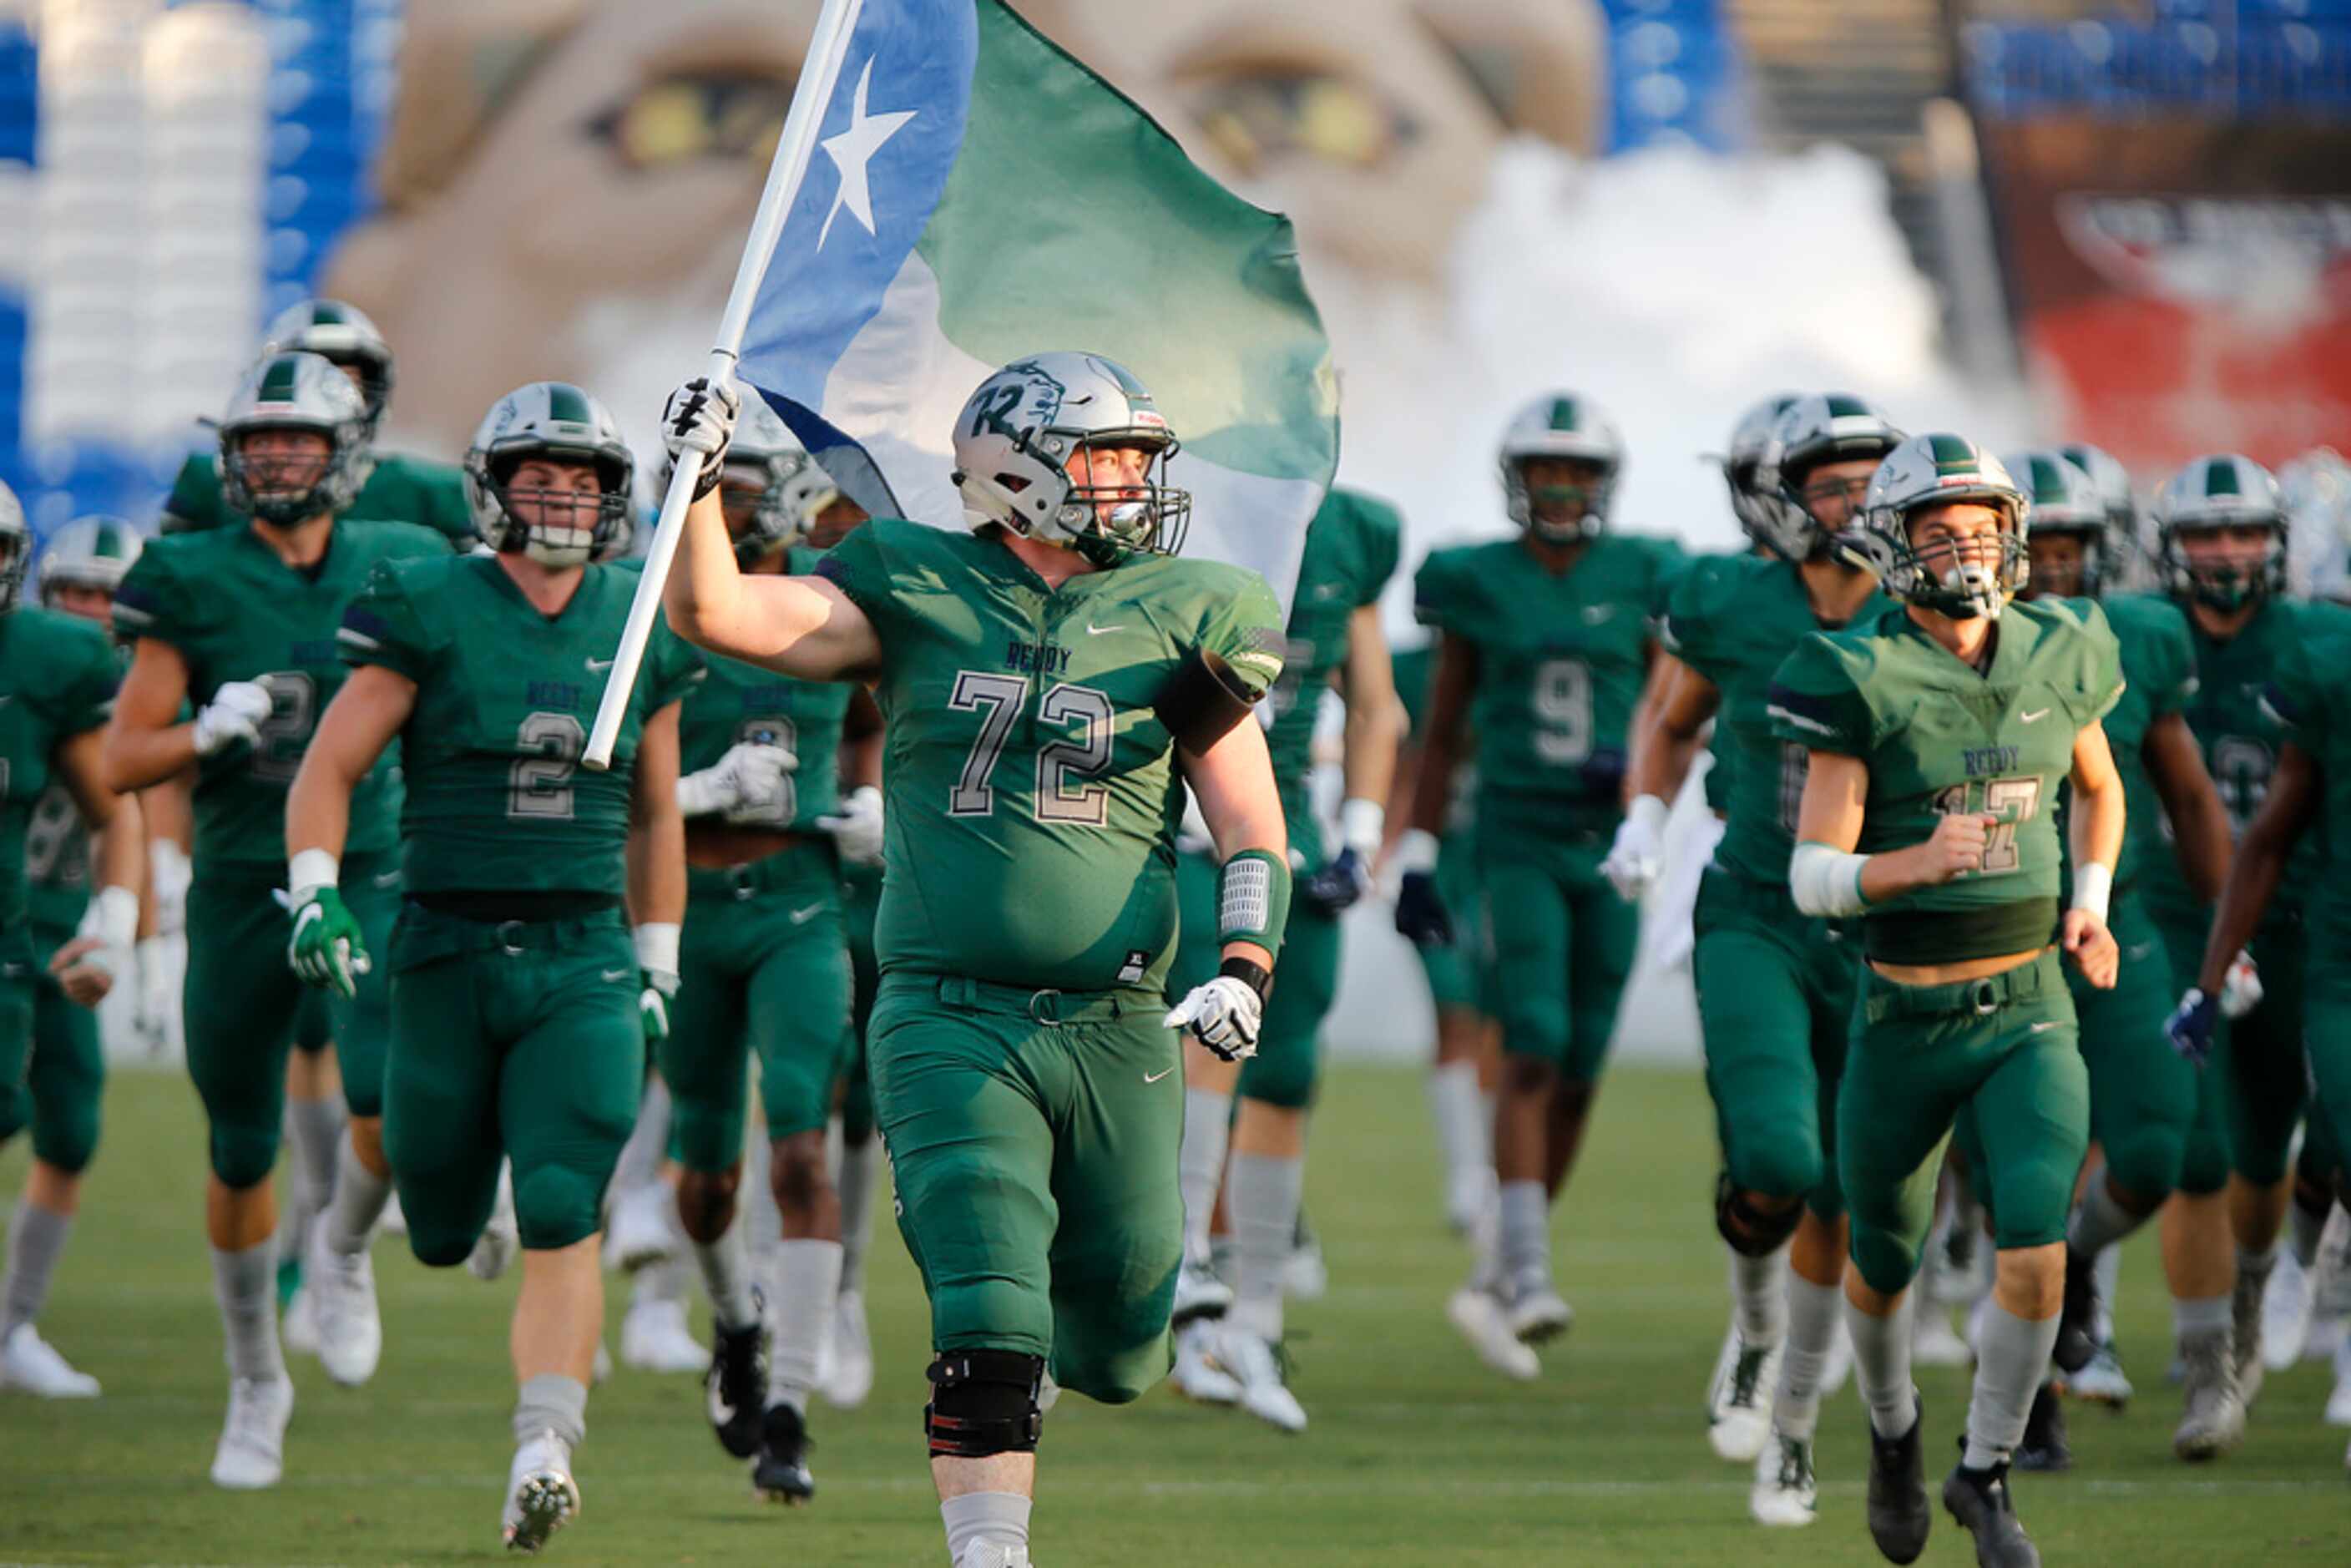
xmin=817 ymin=58 xmax=918 ymax=250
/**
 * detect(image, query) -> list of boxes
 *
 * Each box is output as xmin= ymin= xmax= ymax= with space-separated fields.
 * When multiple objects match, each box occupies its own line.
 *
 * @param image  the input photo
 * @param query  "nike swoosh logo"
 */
xmin=2030 ymin=1019 xmax=2062 ymax=1033
xmin=1581 ymin=604 xmax=1614 ymax=625
xmin=600 ymin=967 xmax=631 ymax=982
xmin=1085 ymin=622 xmax=1125 ymax=636
xmin=788 ymin=903 xmax=824 ymax=925
xmin=1143 ymin=1066 xmax=1175 ymax=1084
xmin=2126 ymin=942 xmax=2155 ymax=963
xmin=0 ymin=694 xmax=14 ymax=707
xmin=1311 ymin=583 xmax=1344 ymax=600
xmin=586 ymin=656 xmax=617 ymax=672
xmin=2021 ymin=708 xmax=2050 ymax=723
xmin=373 ymin=870 xmax=402 ymax=888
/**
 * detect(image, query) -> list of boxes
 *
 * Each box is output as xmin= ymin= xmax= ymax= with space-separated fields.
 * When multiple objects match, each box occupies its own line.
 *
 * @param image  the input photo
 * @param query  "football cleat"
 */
xmin=705 ymin=1290 xmax=770 ymax=1459
xmin=1865 ymin=1393 xmax=1931 ymax=1565
xmin=2013 ymin=1383 xmax=2070 ymax=1473
xmin=1169 ymin=1319 xmax=1242 ymax=1406
xmin=604 ymin=1181 xmax=678 ymax=1274
xmin=2173 ymin=1333 xmax=2246 ymax=1461
xmin=1503 ymin=1271 xmax=1573 ymax=1345
xmin=2262 ymin=1245 xmax=2314 ymax=1369
xmin=1216 ymin=1326 xmax=1306 ymax=1434
xmin=502 ymin=1429 xmax=579 ymax=1553
xmin=751 ymin=1402 xmax=817 ymax=1505
xmin=378 ymin=1190 xmax=409 ymax=1237
xmin=820 ymin=1288 xmax=873 ymax=1409
xmin=1942 ymin=1456 xmax=2040 ymax=1568
xmin=210 ymin=1374 xmax=294 ymax=1490
xmin=1282 ymin=1232 xmax=1328 ymax=1302
xmin=1705 ymin=1323 xmax=1781 ymax=1464
xmin=1446 ymin=1287 xmax=1540 ymax=1381
xmin=2065 ymin=1339 xmax=2133 ymax=1408
xmin=619 ymin=1298 xmax=707 ymax=1374
xmin=469 ymin=1165 xmax=519 ymax=1282
xmin=305 ymin=1216 xmax=383 ymax=1388
xmin=1912 ymin=1306 xmax=1973 ymax=1368
xmin=956 ymin=1545 xmax=1032 ymax=1568
xmin=1751 ymin=1432 xmax=1818 ymax=1528
xmin=0 ymin=1323 xmax=99 ymax=1398
xmin=1172 ymin=1257 xmax=1234 ymax=1326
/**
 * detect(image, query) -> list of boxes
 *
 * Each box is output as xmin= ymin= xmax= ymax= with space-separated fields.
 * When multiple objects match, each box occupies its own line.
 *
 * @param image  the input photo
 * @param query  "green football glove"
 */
xmin=639 ymin=968 xmax=679 ymax=1043
xmin=288 ymin=887 xmax=372 ymax=998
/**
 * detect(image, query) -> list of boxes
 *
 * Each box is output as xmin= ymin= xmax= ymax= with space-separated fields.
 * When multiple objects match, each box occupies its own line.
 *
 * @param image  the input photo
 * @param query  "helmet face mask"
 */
xmin=464 ymin=382 xmax=635 ymax=566
xmin=1499 ymin=392 xmax=1621 ymax=544
xmin=2156 ymin=453 xmax=2288 ymax=615
xmin=1851 ymin=432 xmax=2030 ymax=621
xmin=719 ymin=397 xmax=838 ymax=567
xmin=952 ymin=352 xmax=1190 ymax=568
xmin=219 ymin=352 xmax=374 ymax=527
xmin=1751 ymin=393 xmax=1904 ymax=566
xmin=37 ymin=515 xmax=144 ymax=610
xmin=0 ymin=480 xmax=27 ymax=615
xmin=261 ymin=298 xmax=396 ymax=436
xmin=2005 ymin=448 xmax=2111 ymax=600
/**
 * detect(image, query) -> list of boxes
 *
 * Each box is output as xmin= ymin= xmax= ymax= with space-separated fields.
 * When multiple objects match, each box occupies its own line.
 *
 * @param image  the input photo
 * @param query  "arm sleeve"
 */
xmin=1767 ymin=634 xmax=1874 ymax=757
xmin=109 ymin=544 xmax=185 ymax=647
xmin=337 ymin=560 xmax=437 ymax=684
xmin=811 ymin=522 xmax=896 ymax=635
xmin=1197 ymin=569 xmax=1288 ymax=702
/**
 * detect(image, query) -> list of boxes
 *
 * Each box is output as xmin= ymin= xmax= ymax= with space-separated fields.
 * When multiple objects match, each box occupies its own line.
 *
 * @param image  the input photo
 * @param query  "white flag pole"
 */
xmin=584 ymin=0 xmax=867 ymax=770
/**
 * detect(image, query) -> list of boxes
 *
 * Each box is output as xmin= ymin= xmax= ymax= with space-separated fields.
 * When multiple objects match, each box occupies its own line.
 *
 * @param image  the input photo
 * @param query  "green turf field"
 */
xmin=3 ymin=1063 xmax=2344 ymax=1565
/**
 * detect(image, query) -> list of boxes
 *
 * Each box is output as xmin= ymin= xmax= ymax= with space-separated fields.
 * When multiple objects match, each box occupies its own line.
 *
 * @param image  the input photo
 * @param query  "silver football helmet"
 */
xmin=463 ymin=382 xmax=635 ymax=566
xmin=2154 ymin=453 xmax=2288 ymax=614
xmin=0 ymin=478 xmax=27 ymax=614
xmin=1498 ymin=392 xmax=1623 ymax=542
xmin=2005 ymin=449 xmax=2110 ymax=599
xmin=261 ymin=298 xmax=395 ymax=433
xmin=37 ymin=515 xmax=144 ymax=605
xmin=1750 ymin=392 xmax=1905 ymax=564
xmin=951 ymin=352 xmax=1189 ymax=566
xmin=1849 ymin=433 xmax=2030 ymax=620
xmin=219 ymin=352 xmax=374 ymax=527
xmin=1720 ymin=391 xmax=1799 ymax=547
xmin=717 ymin=395 xmax=839 ymax=566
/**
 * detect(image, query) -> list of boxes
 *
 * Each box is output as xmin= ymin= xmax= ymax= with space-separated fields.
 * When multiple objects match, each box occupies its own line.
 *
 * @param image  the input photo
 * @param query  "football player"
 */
xmin=2000 ymin=450 xmax=2236 ymax=1468
xmin=1775 ymin=434 xmax=2124 ymax=1568
xmin=1163 ymin=487 xmax=1402 ymax=1431
xmin=1397 ymin=393 xmax=1684 ymax=1366
xmin=286 ymin=380 xmax=700 ymax=1550
xmin=0 ymin=496 xmax=147 ymax=1399
xmin=2133 ymin=453 xmax=2317 ymax=1442
xmin=103 ymin=354 xmax=446 ymax=1485
xmin=161 ymin=300 xmax=473 ymax=547
xmin=1616 ymin=393 xmax=1899 ymax=1521
xmin=659 ymin=354 xmax=1289 ymax=1568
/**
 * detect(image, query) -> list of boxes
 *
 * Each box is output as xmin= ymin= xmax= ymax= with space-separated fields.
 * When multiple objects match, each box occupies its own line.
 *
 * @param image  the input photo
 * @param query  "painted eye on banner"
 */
xmin=1179 ymin=68 xmax=1418 ymax=176
xmin=586 ymin=71 xmax=798 ymax=173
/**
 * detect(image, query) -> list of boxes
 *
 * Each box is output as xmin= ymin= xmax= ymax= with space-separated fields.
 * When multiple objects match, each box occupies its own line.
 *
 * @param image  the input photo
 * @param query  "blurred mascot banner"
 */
xmin=1960 ymin=13 xmax=2351 ymax=474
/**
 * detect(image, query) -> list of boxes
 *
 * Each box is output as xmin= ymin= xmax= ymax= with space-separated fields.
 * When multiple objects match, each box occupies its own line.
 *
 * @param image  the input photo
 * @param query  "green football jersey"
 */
xmin=1664 ymin=553 xmax=1890 ymax=888
xmin=2074 ymin=594 xmax=2196 ymax=888
xmin=1769 ymin=598 xmax=2123 ymax=966
xmin=817 ymin=518 xmax=1285 ymax=994
xmin=1393 ymin=640 xmax=1474 ymax=838
xmin=1413 ymin=532 xmax=1684 ymax=833
xmin=163 ymin=448 xmax=474 ymax=549
xmin=2261 ymin=601 xmax=2351 ymax=958
xmin=341 ymin=554 xmax=705 ymax=898
xmin=112 ymin=521 xmax=443 ymax=868
xmin=0 ymin=608 xmax=119 ymax=931
xmin=23 ymin=640 xmax=129 ymax=932
xmin=677 ymin=548 xmax=850 ymax=833
xmin=1261 ymin=489 xmax=1401 ymax=865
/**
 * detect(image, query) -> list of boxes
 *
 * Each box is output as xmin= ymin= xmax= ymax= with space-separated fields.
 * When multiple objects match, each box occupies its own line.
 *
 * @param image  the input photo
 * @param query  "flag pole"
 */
xmin=584 ymin=0 xmax=867 ymax=770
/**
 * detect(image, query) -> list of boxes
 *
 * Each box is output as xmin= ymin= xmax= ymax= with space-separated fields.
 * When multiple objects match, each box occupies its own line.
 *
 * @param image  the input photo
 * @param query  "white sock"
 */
xmin=1775 ymin=1273 xmax=1841 ymax=1442
xmin=1844 ymin=1290 xmax=1919 ymax=1439
xmin=2239 ymin=1242 xmax=2280 ymax=1292
xmin=941 ymin=1492 xmax=1031 ymax=1565
xmin=633 ymin=1252 xmax=689 ymax=1308
xmin=743 ymin=1132 xmax=781 ymax=1270
xmin=609 ymin=1078 xmax=671 ymax=1201
xmin=323 ymin=1131 xmax=392 ymax=1257
xmin=1427 ymin=1062 xmax=1484 ymax=1187
xmin=837 ymin=1135 xmax=882 ymax=1294
xmin=1227 ymin=1151 xmax=1303 ymax=1343
xmin=1178 ymin=1088 xmax=1232 ymax=1266
xmin=1497 ymin=1180 xmax=1550 ymax=1290
xmin=766 ymin=1238 xmax=844 ymax=1414
xmin=2066 ymin=1169 xmax=2142 ymax=1257
xmin=513 ymin=1373 xmax=588 ymax=1449
xmin=1729 ymin=1245 xmax=1790 ymax=1345
xmin=2175 ymin=1291 xmax=2231 ymax=1347
xmin=693 ymin=1221 xmax=760 ymax=1332
xmin=285 ymin=1092 xmax=346 ymax=1207
xmin=1964 ymin=1301 xmax=2060 ymax=1469
xmin=2 ymin=1196 xmax=71 ymax=1336
xmin=2093 ymin=1240 xmax=2122 ymax=1343
xmin=210 ymin=1239 xmax=286 ymax=1384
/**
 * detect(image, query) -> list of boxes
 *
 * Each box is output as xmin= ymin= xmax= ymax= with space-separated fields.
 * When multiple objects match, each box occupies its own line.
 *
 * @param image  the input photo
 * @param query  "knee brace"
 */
xmin=1716 ymin=1171 xmax=1803 ymax=1259
xmin=925 ymin=1349 xmax=1045 ymax=1459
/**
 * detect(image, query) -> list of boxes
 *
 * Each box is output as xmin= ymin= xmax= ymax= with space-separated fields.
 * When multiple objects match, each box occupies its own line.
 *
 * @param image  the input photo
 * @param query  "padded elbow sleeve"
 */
xmin=1788 ymin=841 xmax=1869 ymax=918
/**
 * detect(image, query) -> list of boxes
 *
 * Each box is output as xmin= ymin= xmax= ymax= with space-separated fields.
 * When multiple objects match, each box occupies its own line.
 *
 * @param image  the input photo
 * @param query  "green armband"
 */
xmin=1216 ymin=847 xmax=1292 ymax=961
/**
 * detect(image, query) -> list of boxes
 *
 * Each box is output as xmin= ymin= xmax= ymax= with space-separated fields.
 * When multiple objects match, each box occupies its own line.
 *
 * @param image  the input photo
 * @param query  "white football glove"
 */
xmin=1164 ymin=975 xmax=1263 ymax=1062
xmin=661 ymin=375 xmax=741 ymax=497
xmin=817 ymin=784 xmax=884 ymax=867
xmin=1600 ymin=794 xmax=1671 ymax=903
xmin=191 ymin=678 xmax=275 ymax=757
xmin=2220 ymin=948 xmax=2264 ymax=1019
xmin=675 ymin=740 xmax=797 ymax=818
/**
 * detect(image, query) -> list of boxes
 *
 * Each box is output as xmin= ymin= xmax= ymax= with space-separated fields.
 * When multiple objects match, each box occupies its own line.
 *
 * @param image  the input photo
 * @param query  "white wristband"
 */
xmin=1788 ymin=841 xmax=1871 ymax=918
xmin=1339 ymin=797 xmax=1384 ymax=859
xmin=634 ymin=922 xmax=681 ymax=975
xmin=87 ymin=885 xmax=139 ymax=951
xmin=287 ymin=848 xmax=341 ymax=905
xmin=2071 ymin=861 xmax=2113 ymax=923
xmin=1396 ymin=827 xmax=1441 ymax=875
xmin=1627 ymin=792 xmax=1671 ymax=840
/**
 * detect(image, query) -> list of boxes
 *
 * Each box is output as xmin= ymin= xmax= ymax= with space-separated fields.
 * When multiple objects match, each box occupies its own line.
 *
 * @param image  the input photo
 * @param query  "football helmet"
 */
xmin=260 ymin=298 xmax=396 ymax=433
xmin=2005 ymin=449 xmax=2110 ymax=599
xmin=1498 ymin=392 xmax=1622 ymax=542
xmin=1849 ymin=433 xmax=2030 ymax=620
xmin=1750 ymin=392 xmax=1904 ymax=564
xmin=1720 ymin=391 xmax=1799 ymax=548
xmin=37 ymin=514 xmax=144 ymax=605
xmin=463 ymin=382 xmax=635 ymax=566
xmin=2155 ymin=453 xmax=2288 ymax=614
xmin=718 ymin=396 xmax=839 ymax=566
xmin=219 ymin=352 xmax=374 ymax=526
xmin=2056 ymin=441 xmax=2137 ymax=536
xmin=952 ymin=352 xmax=1189 ymax=567
xmin=0 ymin=478 xmax=26 ymax=614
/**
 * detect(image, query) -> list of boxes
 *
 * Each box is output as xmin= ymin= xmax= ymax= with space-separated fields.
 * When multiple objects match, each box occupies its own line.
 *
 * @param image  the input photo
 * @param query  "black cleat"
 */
xmin=752 ymin=1402 xmax=817 ymax=1505
xmin=704 ymin=1293 xmax=770 ymax=1459
xmin=1943 ymin=1455 xmax=2040 ymax=1567
xmin=1865 ymin=1393 xmax=1932 ymax=1564
xmin=2053 ymin=1247 xmax=2099 ymax=1375
xmin=2013 ymin=1383 xmax=2070 ymax=1473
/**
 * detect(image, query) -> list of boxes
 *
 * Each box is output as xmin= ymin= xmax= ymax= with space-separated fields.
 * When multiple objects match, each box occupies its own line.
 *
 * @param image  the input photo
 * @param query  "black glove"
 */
xmin=1297 ymin=847 xmax=1371 ymax=914
xmin=1394 ymin=869 xmax=1453 ymax=947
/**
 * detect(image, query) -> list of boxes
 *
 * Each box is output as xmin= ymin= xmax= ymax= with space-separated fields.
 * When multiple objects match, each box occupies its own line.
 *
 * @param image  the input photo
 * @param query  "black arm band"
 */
xmin=1155 ymin=645 xmax=1258 ymax=753
xmin=1218 ymin=954 xmax=1273 ymax=1004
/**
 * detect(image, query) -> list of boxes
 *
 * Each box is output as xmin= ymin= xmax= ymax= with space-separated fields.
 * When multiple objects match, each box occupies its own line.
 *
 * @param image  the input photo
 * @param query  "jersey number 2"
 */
xmin=509 ymin=711 xmax=585 ymax=820
xmin=948 ymin=670 xmax=1113 ymax=825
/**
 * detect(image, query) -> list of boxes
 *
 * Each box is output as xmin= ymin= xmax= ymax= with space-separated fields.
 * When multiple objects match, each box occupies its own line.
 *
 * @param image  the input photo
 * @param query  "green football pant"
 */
xmin=1415 ymin=833 xmax=1489 ymax=1015
xmin=2293 ymin=978 xmax=2351 ymax=1199
xmin=2067 ymin=890 xmax=2198 ymax=1201
xmin=0 ymin=928 xmax=37 ymax=1136
xmin=1691 ymin=872 xmax=1858 ymax=1219
xmin=382 ymin=904 xmax=645 ymax=1266
xmin=1475 ymin=827 xmax=1636 ymax=1080
xmin=871 ymin=973 xmax=1181 ymax=1404
xmin=1170 ymin=847 xmax=1342 ymax=1110
xmin=841 ymin=867 xmax=880 ymax=1144
xmin=0 ymin=924 xmax=104 ymax=1174
xmin=184 ymin=855 xmax=400 ymax=1188
xmin=2151 ymin=901 xmax=2233 ymax=1195
xmin=2217 ymin=922 xmax=2308 ymax=1188
xmin=1840 ymin=950 xmax=2089 ymax=1297
xmin=664 ymin=846 xmax=854 ymax=1169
